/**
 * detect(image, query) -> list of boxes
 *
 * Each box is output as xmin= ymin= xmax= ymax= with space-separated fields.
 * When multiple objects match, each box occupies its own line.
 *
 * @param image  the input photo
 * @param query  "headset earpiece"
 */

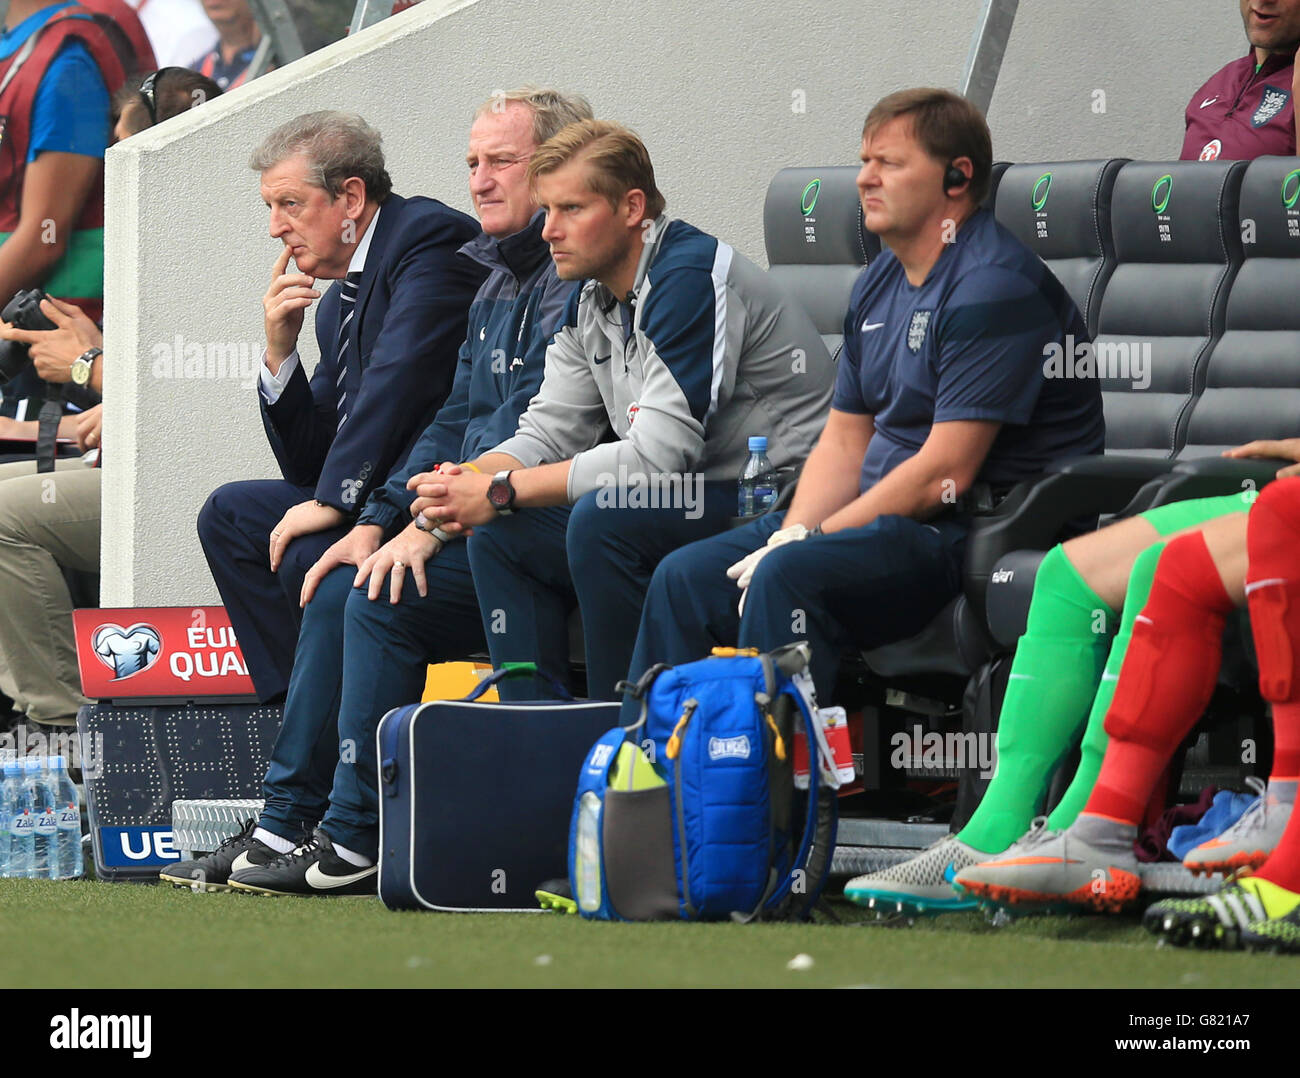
xmin=943 ymin=163 xmax=968 ymax=193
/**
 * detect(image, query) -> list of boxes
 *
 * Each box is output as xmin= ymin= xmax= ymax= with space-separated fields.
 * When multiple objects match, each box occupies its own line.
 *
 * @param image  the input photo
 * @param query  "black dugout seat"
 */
xmin=1094 ymin=159 xmax=1246 ymax=458
xmin=1179 ymin=156 xmax=1300 ymax=463
xmin=985 ymin=159 xmax=1249 ymax=648
xmin=993 ymin=159 xmax=1126 ymax=335
xmin=764 ymin=166 xmax=879 ymax=359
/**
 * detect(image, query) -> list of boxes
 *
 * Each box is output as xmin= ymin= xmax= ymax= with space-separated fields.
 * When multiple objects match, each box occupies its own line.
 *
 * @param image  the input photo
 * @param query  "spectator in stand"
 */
xmin=0 ymin=72 xmax=216 ymax=739
xmin=0 ymin=67 xmax=219 ymax=454
xmin=189 ymin=0 xmax=261 ymax=90
xmin=127 ymin=0 xmax=215 ymax=69
xmin=111 ymin=65 xmax=221 ymax=139
xmin=0 ymin=1 xmax=131 ymax=325
xmin=1183 ymin=0 xmax=1300 ymax=161
xmin=0 ymin=2 xmax=132 ymax=446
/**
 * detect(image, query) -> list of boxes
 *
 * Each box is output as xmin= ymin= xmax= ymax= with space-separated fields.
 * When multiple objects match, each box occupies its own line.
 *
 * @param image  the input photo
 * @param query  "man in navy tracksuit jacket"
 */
xmin=164 ymin=90 xmax=593 ymax=896
xmin=412 ymin=120 xmax=834 ymax=702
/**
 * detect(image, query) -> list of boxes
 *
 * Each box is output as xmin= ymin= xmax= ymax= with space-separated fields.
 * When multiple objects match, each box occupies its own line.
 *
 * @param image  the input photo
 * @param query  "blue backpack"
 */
xmin=568 ymin=643 xmax=840 ymax=922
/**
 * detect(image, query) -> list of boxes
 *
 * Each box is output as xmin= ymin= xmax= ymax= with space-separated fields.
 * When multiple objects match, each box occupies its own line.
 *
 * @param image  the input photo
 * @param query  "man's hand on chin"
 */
xmin=269 ymin=499 xmax=347 ymax=571
xmin=411 ymin=469 xmax=496 ymax=534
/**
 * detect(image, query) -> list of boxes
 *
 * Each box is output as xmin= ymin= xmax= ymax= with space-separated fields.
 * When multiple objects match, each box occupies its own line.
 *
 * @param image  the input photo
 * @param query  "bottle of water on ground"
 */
xmin=27 ymin=757 xmax=57 ymax=878
xmin=52 ymin=756 xmax=82 ymax=879
xmin=738 ymin=435 xmax=779 ymax=518
xmin=0 ymin=752 xmax=12 ymax=877
xmin=5 ymin=757 xmax=34 ymax=878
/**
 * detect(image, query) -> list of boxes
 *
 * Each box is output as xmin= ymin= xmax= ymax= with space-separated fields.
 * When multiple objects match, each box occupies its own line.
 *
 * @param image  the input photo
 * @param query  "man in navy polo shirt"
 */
xmin=619 ymin=88 xmax=1106 ymax=715
xmin=1182 ymin=0 xmax=1300 ymax=161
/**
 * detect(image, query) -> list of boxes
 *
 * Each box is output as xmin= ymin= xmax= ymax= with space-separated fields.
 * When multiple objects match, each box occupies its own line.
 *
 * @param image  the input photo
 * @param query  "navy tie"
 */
xmin=335 ymin=271 xmax=362 ymax=430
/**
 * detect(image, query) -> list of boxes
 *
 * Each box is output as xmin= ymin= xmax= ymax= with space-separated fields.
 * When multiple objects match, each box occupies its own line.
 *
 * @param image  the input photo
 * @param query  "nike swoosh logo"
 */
xmin=861 ymin=321 xmax=885 ymax=332
xmin=943 ymin=861 xmax=957 ymax=884
xmin=229 ymin=850 xmax=260 ymax=874
xmin=593 ymin=354 xmax=611 ymax=365
xmin=1200 ymin=97 xmax=1218 ymax=108
xmin=304 ymin=861 xmax=376 ymax=890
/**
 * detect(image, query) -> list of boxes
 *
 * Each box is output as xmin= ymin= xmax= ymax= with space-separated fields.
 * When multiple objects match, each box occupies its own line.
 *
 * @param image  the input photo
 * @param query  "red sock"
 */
xmin=1140 ymin=764 xmax=1175 ymax=832
xmin=1242 ymin=479 xmax=1300 ymax=891
xmin=1084 ymin=532 xmax=1234 ymax=825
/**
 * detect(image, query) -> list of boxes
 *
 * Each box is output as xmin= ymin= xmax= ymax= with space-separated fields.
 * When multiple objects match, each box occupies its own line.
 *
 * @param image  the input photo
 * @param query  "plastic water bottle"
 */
xmin=51 ymin=756 xmax=82 ymax=879
xmin=0 ymin=752 xmax=12 ymax=877
xmin=5 ymin=758 xmax=34 ymax=878
xmin=27 ymin=758 xmax=57 ymax=878
xmin=574 ymin=792 xmax=602 ymax=914
xmin=738 ymin=435 xmax=779 ymax=518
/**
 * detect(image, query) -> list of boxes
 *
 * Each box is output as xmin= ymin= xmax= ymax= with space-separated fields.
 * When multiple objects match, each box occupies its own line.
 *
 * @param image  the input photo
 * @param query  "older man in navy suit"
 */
xmin=199 ymin=111 xmax=485 ymax=701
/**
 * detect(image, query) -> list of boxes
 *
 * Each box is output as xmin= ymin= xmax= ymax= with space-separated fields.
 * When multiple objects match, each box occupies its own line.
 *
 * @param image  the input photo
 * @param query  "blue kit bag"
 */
xmin=568 ymin=643 xmax=840 ymax=922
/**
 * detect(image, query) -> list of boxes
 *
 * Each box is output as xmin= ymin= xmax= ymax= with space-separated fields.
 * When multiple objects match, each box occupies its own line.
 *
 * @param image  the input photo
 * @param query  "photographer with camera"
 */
xmin=0 ymin=66 xmax=216 ymax=739
xmin=0 ymin=291 xmax=104 ymax=395
xmin=0 ymin=292 xmax=103 ymax=735
xmin=0 ymin=66 xmax=221 ymax=453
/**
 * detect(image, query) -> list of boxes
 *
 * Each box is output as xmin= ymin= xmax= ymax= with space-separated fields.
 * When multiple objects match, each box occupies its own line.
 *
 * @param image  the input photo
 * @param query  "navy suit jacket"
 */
xmin=260 ymin=193 xmax=487 ymax=513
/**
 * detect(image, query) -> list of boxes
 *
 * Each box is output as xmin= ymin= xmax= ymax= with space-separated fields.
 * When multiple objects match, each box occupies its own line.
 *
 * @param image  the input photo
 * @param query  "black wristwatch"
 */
xmin=487 ymin=470 xmax=516 ymax=515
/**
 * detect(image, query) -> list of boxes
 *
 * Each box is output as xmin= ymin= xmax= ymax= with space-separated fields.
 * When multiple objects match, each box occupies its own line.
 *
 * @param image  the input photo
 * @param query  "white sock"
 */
xmin=331 ymin=841 xmax=374 ymax=868
xmin=253 ymin=826 xmax=294 ymax=854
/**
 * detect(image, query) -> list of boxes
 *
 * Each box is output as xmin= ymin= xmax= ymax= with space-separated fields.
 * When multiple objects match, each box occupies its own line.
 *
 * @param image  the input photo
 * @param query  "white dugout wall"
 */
xmin=100 ymin=0 xmax=1241 ymax=603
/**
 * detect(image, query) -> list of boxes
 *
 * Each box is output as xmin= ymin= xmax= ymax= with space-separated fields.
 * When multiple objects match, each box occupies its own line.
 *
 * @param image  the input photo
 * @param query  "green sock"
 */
xmin=1045 ymin=540 xmax=1164 ymax=829
xmin=1044 ymin=491 xmax=1253 ymax=827
xmin=956 ymin=545 xmax=1115 ymax=854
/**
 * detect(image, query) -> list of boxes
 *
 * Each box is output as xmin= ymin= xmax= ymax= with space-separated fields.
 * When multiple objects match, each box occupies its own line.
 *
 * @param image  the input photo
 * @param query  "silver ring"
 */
xmin=271 ymin=531 xmax=281 ymax=539
xmin=393 ymin=560 xmax=405 ymax=570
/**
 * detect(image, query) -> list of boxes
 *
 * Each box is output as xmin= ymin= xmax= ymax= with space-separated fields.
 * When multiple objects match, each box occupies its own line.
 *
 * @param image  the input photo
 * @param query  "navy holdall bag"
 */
xmin=377 ymin=663 xmax=619 ymax=911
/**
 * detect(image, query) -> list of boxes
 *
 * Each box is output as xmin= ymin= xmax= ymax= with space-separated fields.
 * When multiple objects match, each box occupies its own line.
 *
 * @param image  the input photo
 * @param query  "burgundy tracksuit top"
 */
xmin=1182 ymin=49 xmax=1296 ymax=161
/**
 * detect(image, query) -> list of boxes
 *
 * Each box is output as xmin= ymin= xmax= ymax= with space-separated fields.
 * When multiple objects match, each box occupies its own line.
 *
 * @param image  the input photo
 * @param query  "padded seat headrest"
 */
xmin=1110 ymin=160 xmax=1245 ymax=265
xmin=764 ymin=166 xmax=878 ymax=267
xmin=994 ymin=159 xmax=1124 ymax=260
xmin=1237 ymin=155 xmax=1300 ymax=259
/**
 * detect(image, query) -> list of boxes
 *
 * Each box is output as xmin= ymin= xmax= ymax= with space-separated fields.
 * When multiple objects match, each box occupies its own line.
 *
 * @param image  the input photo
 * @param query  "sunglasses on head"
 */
xmin=138 ymin=67 xmax=187 ymax=125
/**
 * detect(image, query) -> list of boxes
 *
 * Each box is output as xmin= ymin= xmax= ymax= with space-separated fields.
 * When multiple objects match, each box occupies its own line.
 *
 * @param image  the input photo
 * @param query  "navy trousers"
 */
xmin=619 ymin=511 xmax=969 ymax=723
xmin=257 ymin=538 xmax=488 ymax=856
xmin=467 ymin=482 xmax=737 ymax=702
xmin=197 ymin=479 xmax=350 ymax=701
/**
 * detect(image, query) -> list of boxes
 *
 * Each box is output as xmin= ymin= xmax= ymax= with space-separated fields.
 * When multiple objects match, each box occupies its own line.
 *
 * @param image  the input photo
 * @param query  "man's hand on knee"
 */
xmin=355 ymin=522 xmax=442 ymax=604
xmin=269 ymin=500 xmax=347 ymax=572
xmin=300 ymin=524 xmax=383 ymax=607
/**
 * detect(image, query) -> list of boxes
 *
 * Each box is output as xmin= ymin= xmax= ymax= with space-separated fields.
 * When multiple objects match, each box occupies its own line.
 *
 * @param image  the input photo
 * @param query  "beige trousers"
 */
xmin=0 ymin=458 xmax=99 ymax=724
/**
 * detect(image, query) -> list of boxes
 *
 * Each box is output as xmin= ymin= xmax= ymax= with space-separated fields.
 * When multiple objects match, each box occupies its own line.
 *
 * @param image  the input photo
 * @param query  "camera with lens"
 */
xmin=0 ymin=289 xmax=56 ymax=384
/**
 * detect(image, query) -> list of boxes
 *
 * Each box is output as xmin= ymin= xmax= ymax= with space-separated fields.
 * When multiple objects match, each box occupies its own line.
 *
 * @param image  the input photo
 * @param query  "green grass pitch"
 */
xmin=3 ymin=877 xmax=1299 ymax=988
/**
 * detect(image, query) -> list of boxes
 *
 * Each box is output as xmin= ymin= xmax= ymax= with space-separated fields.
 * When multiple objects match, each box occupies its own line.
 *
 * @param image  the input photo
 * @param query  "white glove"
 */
xmin=726 ymin=523 xmax=809 ymax=615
